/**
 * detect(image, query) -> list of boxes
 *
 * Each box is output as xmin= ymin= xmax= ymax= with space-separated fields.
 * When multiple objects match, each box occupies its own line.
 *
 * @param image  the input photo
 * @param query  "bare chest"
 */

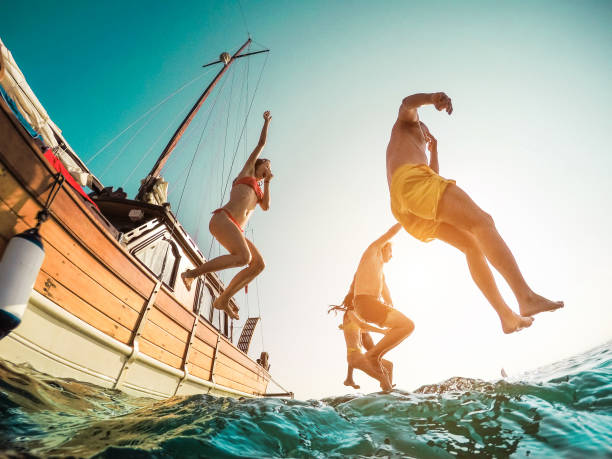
xmin=386 ymin=123 xmax=428 ymax=183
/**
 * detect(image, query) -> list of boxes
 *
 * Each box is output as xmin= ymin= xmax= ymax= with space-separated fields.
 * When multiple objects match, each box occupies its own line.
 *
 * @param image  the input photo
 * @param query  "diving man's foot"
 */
xmin=501 ymin=311 xmax=534 ymax=334
xmin=344 ymin=378 xmax=360 ymax=389
xmin=181 ymin=271 xmax=195 ymax=291
xmin=363 ymin=353 xmax=392 ymax=391
xmin=519 ymin=292 xmax=564 ymax=317
xmin=213 ymin=296 xmax=239 ymax=320
xmin=381 ymin=360 xmax=394 ymax=388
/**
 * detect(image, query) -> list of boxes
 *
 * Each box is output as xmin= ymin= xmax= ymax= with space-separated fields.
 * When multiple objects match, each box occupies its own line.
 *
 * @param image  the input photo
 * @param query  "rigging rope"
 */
xmin=236 ymin=0 xmax=250 ymax=37
xmin=251 ymin=228 xmax=265 ymax=350
xmin=173 ymin=64 xmax=233 ymax=219
xmin=86 ymin=68 xmax=215 ymax=165
xmin=217 ymin=52 xmax=270 ymax=210
xmin=120 ymin=94 xmax=199 ymax=189
xmin=220 ymin=61 xmax=239 ymax=205
xmin=206 ymin=51 xmax=270 ymax=259
xmin=267 ymin=374 xmax=293 ymax=398
xmin=99 ymin=105 xmax=163 ymax=179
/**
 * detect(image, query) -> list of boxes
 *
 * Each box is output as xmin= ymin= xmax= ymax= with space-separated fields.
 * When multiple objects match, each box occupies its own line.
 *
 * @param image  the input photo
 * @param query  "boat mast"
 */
xmin=136 ymin=38 xmax=268 ymax=201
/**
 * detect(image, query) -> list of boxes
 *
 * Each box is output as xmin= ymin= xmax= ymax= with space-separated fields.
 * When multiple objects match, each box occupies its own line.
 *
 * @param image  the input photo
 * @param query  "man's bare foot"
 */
xmin=379 ymin=378 xmax=393 ymax=392
xmin=381 ymin=360 xmax=393 ymax=383
xmin=519 ymin=292 xmax=564 ymax=317
xmin=344 ymin=378 xmax=360 ymax=389
xmin=501 ymin=311 xmax=534 ymax=334
xmin=362 ymin=353 xmax=392 ymax=390
xmin=213 ymin=296 xmax=239 ymax=320
xmin=181 ymin=271 xmax=194 ymax=291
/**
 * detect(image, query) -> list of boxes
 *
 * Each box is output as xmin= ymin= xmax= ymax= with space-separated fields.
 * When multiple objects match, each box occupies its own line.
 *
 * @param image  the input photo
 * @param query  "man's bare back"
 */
xmin=353 ymin=224 xmax=400 ymax=299
xmin=354 ymin=247 xmax=385 ymax=298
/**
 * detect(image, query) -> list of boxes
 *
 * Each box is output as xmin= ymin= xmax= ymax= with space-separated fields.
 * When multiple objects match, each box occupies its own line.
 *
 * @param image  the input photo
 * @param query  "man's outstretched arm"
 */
xmin=398 ymin=92 xmax=453 ymax=122
xmin=370 ymin=223 xmax=402 ymax=249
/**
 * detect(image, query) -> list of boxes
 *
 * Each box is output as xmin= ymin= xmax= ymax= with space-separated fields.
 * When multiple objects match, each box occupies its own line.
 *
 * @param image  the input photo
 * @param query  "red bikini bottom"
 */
xmin=212 ymin=208 xmax=244 ymax=233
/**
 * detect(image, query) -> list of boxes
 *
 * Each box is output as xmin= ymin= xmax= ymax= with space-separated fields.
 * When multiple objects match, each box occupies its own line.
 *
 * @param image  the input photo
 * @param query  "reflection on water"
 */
xmin=1 ymin=341 xmax=611 ymax=458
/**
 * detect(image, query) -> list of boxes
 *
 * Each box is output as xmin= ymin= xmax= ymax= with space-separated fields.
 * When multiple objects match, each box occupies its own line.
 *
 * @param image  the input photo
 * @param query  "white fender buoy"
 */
xmin=0 ymin=228 xmax=45 ymax=339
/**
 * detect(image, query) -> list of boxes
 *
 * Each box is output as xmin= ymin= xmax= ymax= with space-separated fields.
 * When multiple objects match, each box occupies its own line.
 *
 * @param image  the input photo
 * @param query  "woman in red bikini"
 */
xmin=181 ymin=111 xmax=273 ymax=320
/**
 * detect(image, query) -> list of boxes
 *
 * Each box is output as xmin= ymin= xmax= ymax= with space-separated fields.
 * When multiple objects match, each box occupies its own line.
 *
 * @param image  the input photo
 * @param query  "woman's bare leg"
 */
xmin=181 ymin=212 xmax=251 ymax=292
xmin=213 ymin=238 xmax=265 ymax=319
xmin=344 ymin=365 xmax=359 ymax=389
xmin=437 ymin=184 xmax=563 ymax=316
xmin=436 ymin=223 xmax=533 ymax=333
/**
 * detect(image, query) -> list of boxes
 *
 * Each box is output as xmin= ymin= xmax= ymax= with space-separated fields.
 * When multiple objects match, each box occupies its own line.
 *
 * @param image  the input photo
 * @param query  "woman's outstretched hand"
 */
xmin=263 ymin=110 xmax=272 ymax=121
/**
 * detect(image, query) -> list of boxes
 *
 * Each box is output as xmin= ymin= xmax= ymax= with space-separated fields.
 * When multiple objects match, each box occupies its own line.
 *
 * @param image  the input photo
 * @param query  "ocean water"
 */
xmin=0 ymin=342 xmax=611 ymax=458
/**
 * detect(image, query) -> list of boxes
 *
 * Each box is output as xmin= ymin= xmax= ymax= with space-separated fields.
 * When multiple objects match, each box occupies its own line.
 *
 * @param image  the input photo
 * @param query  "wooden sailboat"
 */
xmin=0 ymin=36 xmax=288 ymax=399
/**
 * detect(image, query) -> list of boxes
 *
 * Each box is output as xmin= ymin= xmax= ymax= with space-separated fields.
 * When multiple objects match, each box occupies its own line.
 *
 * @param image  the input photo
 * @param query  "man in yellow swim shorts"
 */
xmin=386 ymin=92 xmax=564 ymax=334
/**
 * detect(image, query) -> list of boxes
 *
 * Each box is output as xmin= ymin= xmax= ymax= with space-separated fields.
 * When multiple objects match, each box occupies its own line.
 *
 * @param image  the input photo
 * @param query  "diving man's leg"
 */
xmin=364 ymin=309 xmax=414 ymax=363
xmin=435 ymin=223 xmax=533 ymax=333
xmin=436 ymin=184 xmax=563 ymax=317
xmin=350 ymin=354 xmax=392 ymax=391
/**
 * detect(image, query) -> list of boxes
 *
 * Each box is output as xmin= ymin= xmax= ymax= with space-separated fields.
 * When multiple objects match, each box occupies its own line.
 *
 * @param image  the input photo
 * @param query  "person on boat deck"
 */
xmin=329 ymin=282 xmax=394 ymax=391
xmin=352 ymin=224 xmax=415 ymax=373
xmin=181 ymin=110 xmax=273 ymax=320
xmin=386 ymin=92 xmax=564 ymax=334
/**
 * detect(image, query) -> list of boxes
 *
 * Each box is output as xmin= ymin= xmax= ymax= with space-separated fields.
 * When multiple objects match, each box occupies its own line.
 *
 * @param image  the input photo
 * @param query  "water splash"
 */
xmin=1 ymin=341 xmax=611 ymax=458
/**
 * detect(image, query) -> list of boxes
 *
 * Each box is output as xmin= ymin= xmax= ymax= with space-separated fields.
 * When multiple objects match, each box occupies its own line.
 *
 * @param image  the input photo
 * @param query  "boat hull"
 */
xmin=0 ymin=291 xmax=251 ymax=398
xmin=0 ymin=95 xmax=270 ymax=399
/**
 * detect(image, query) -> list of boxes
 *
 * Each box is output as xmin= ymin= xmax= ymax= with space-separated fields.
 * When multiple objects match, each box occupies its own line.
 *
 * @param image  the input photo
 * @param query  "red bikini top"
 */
xmin=233 ymin=176 xmax=264 ymax=200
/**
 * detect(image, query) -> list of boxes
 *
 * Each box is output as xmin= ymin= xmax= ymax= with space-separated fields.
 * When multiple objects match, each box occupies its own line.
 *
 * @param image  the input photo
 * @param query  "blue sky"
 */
xmin=2 ymin=0 xmax=611 ymax=399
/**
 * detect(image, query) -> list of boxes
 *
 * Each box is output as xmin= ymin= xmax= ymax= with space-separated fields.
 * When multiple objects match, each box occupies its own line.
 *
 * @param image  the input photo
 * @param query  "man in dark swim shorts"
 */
xmin=352 ymin=224 xmax=415 ymax=369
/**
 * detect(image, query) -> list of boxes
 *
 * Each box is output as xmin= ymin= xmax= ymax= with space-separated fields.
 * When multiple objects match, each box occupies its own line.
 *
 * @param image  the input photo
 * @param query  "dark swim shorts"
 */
xmin=354 ymin=295 xmax=393 ymax=327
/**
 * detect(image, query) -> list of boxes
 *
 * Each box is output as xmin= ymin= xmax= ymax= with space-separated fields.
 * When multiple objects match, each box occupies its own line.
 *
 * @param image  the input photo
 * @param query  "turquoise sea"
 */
xmin=1 ymin=341 xmax=611 ymax=458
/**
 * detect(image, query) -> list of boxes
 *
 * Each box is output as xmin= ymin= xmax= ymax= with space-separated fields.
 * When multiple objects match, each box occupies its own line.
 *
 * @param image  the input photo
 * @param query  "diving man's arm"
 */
xmin=369 ymin=223 xmax=402 ymax=250
xmin=398 ymin=92 xmax=453 ymax=122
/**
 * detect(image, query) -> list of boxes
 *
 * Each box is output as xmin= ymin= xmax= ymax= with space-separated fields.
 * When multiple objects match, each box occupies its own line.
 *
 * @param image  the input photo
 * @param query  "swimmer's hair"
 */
xmin=328 ymin=276 xmax=356 ymax=315
xmin=328 ymin=304 xmax=347 ymax=315
xmin=255 ymin=158 xmax=270 ymax=168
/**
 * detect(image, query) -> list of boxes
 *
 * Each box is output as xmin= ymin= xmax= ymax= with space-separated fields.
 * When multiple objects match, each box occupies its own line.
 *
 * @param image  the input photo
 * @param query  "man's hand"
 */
xmin=426 ymin=131 xmax=437 ymax=154
xmin=263 ymin=110 xmax=272 ymax=121
xmin=431 ymin=92 xmax=453 ymax=114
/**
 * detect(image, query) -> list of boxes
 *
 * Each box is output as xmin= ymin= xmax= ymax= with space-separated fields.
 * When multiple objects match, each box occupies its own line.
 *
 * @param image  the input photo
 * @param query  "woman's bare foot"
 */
xmin=501 ymin=311 xmax=534 ymax=334
xmin=213 ymin=296 xmax=239 ymax=320
xmin=344 ymin=378 xmax=360 ymax=389
xmin=519 ymin=292 xmax=564 ymax=317
xmin=181 ymin=271 xmax=195 ymax=291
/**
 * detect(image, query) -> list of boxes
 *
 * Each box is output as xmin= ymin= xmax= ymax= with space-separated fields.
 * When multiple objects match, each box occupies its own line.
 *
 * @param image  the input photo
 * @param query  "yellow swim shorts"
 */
xmin=390 ymin=163 xmax=455 ymax=242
